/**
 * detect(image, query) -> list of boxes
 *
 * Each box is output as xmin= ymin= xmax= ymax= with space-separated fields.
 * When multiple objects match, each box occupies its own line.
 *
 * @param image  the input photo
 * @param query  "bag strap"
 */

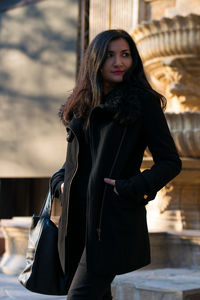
xmin=40 ymin=190 xmax=53 ymax=218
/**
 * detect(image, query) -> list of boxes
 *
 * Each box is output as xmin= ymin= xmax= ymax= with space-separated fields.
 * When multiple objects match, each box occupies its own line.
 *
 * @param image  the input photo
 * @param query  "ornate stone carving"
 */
xmin=157 ymin=183 xmax=175 ymax=214
xmin=133 ymin=14 xmax=200 ymax=63
xmin=147 ymin=181 xmax=200 ymax=231
xmin=145 ymin=158 xmax=200 ymax=231
xmin=134 ymin=13 xmax=200 ymax=233
xmin=132 ymin=14 xmax=200 ymax=110
xmin=166 ymin=111 xmax=200 ymax=157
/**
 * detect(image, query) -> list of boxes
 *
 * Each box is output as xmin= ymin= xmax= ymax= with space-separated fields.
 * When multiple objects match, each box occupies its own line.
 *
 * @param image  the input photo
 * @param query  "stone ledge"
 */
xmin=0 ymin=217 xmax=32 ymax=229
xmin=148 ymin=231 xmax=200 ymax=270
xmin=112 ymin=268 xmax=200 ymax=300
xmin=149 ymin=230 xmax=200 ymax=239
xmin=142 ymin=157 xmax=200 ymax=170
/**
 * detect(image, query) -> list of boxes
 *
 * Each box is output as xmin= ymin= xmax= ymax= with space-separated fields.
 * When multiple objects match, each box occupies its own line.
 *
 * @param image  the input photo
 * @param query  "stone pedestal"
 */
xmin=112 ymin=269 xmax=200 ymax=300
xmin=148 ymin=230 xmax=200 ymax=269
xmin=0 ymin=217 xmax=31 ymax=275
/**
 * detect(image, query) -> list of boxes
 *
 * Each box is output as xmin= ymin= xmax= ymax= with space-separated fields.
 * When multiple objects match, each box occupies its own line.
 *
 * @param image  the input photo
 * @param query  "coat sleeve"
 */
xmin=50 ymin=162 xmax=66 ymax=199
xmin=115 ymin=93 xmax=182 ymax=204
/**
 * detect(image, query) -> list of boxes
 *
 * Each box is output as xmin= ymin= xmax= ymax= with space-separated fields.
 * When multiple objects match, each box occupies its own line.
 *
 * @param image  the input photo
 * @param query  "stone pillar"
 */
xmin=0 ymin=215 xmax=60 ymax=275
xmin=89 ymin=0 xmax=147 ymax=41
xmin=0 ymin=217 xmax=31 ymax=275
xmin=133 ymin=14 xmax=200 ymax=231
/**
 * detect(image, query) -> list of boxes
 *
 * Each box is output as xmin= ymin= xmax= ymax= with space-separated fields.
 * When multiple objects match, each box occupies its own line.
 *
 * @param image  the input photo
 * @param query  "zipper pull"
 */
xmin=97 ymin=228 xmax=101 ymax=241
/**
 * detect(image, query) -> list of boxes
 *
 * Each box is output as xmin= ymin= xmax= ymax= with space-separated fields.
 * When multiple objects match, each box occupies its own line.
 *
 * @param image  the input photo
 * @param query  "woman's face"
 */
xmin=101 ymin=38 xmax=133 ymax=94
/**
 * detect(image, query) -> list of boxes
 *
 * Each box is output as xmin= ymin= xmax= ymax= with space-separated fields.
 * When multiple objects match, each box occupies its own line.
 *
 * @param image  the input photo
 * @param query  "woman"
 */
xmin=50 ymin=29 xmax=182 ymax=299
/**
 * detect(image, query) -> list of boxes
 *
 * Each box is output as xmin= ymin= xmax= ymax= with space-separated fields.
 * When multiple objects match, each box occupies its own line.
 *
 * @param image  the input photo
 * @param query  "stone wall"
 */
xmin=0 ymin=0 xmax=78 ymax=177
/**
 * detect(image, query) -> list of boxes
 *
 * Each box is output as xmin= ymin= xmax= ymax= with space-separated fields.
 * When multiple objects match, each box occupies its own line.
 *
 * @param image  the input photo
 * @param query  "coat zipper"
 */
xmin=97 ymin=127 xmax=127 ymax=241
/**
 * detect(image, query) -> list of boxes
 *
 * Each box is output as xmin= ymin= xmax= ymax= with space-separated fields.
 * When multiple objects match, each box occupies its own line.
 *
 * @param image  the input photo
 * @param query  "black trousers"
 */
xmin=67 ymin=249 xmax=115 ymax=300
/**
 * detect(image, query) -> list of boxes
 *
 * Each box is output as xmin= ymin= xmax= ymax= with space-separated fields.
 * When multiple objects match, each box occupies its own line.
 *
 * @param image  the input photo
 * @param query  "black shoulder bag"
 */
xmin=18 ymin=190 xmax=69 ymax=295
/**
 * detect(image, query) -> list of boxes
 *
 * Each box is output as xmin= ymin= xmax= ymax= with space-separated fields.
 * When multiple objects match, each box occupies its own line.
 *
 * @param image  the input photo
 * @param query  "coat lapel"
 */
xmin=66 ymin=117 xmax=83 ymax=143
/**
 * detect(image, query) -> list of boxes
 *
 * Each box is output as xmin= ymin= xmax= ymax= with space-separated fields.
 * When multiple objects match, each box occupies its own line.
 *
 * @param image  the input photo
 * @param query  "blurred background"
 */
xmin=0 ymin=0 xmax=80 ymax=218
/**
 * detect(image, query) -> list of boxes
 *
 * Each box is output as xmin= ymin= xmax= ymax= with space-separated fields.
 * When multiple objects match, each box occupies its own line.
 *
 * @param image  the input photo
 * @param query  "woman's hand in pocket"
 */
xmin=104 ymin=178 xmax=119 ymax=196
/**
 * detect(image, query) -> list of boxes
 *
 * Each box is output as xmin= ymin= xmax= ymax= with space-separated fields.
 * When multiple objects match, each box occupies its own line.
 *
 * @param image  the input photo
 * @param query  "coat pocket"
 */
xmin=112 ymin=188 xmax=146 ymax=210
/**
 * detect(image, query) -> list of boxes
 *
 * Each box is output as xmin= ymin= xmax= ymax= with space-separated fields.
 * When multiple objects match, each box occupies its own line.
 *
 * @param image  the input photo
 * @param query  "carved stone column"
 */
xmin=89 ymin=0 xmax=146 ymax=41
xmin=133 ymin=14 xmax=200 ymax=231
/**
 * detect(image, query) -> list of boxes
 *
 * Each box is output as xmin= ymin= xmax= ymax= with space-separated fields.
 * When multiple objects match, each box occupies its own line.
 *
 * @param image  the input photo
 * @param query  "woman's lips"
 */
xmin=112 ymin=70 xmax=124 ymax=75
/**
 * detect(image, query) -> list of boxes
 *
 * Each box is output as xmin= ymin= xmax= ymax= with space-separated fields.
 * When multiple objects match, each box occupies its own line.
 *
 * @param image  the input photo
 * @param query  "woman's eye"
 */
xmin=106 ymin=52 xmax=130 ymax=58
xmin=122 ymin=52 xmax=130 ymax=57
xmin=106 ymin=53 xmax=113 ymax=58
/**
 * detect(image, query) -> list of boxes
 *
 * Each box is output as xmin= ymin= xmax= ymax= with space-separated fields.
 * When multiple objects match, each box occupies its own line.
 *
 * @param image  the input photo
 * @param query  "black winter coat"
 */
xmin=51 ymin=85 xmax=182 ymax=277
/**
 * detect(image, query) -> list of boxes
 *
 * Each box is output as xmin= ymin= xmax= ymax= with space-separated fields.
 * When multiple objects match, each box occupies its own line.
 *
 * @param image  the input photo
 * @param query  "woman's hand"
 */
xmin=104 ymin=178 xmax=119 ymax=195
xmin=61 ymin=182 xmax=64 ymax=194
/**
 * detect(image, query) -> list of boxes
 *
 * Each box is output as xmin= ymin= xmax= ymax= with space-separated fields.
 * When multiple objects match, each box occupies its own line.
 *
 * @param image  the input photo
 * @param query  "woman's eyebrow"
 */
xmin=107 ymin=49 xmax=130 ymax=53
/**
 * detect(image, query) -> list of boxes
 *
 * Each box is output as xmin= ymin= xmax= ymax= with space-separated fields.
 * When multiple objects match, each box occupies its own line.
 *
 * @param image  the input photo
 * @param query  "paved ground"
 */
xmin=1 ymin=269 xmax=200 ymax=300
xmin=0 ymin=273 xmax=66 ymax=300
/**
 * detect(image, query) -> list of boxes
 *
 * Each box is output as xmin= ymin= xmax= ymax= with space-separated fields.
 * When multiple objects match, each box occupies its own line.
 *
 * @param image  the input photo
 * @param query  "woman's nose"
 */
xmin=113 ymin=55 xmax=122 ymax=66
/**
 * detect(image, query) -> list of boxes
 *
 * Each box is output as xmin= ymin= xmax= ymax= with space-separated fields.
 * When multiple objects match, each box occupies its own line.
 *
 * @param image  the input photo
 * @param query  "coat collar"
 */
xmin=61 ymin=83 xmax=145 ymax=142
xmin=101 ymin=83 xmax=142 ymax=126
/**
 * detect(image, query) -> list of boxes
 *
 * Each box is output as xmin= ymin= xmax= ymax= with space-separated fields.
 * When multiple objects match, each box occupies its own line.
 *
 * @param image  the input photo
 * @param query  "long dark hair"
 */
xmin=61 ymin=29 xmax=166 ymax=125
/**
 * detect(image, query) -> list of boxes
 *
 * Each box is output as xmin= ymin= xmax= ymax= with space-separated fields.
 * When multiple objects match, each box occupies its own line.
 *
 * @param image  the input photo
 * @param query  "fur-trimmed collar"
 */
xmin=59 ymin=83 xmax=149 ymax=127
xmin=102 ymin=83 xmax=142 ymax=125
